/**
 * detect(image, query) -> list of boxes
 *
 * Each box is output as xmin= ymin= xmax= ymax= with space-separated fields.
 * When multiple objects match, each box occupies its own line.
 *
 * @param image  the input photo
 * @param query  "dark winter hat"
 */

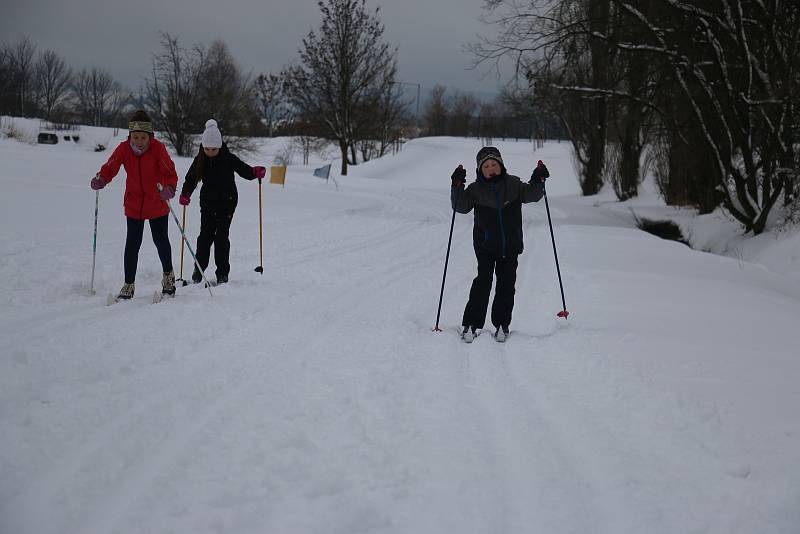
xmin=476 ymin=146 xmax=504 ymax=169
xmin=128 ymin=109 xmax=153 ymax=135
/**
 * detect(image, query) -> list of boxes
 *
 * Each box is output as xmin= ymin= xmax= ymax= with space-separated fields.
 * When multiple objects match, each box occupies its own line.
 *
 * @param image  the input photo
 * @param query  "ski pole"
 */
xmin=157 ymin=184 xmax=213 ymax=296
xmin=89 ymin=190 xmax=99 ymax=295
xmin=176 ymin=204 xmax=188 ymax=286
xmin=433 ymin=206 xmax=457 ymax=332
xmin=175 ymin=206 xmax=189 ymax=286
xmin=255 ymin=177 xmax=264 ymax=274
xmin=543 ymin=187 xmax=569 ymax=319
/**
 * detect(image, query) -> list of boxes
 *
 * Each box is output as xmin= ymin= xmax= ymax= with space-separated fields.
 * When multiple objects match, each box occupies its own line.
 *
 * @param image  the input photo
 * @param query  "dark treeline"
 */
xmin=421 ymin=84 xmax=565 ymax=141
xmin=0 ymin=34 xmax=266 ymax=153
xmin=0 ymin=36 xmax=129 ymax=128
xmin=474 ymin=0 xmax=800 ymax=234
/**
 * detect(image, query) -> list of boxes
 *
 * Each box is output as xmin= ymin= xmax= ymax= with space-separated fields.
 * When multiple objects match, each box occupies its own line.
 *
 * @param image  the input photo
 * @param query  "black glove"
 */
xmin=531 ymin=160 xmax=550 ymax=183
xmin=451 ymin=165 xmax=466 ymax=188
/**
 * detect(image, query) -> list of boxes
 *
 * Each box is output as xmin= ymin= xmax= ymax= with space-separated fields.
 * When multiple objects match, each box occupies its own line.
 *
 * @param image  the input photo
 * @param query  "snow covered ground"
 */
xmin=1 ymin=128 xmax=799 ymax=533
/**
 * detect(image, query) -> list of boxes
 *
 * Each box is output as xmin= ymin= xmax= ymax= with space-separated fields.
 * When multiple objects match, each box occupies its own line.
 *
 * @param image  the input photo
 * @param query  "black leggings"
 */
xmin=124 ymin=215 xmax=173 ymax=283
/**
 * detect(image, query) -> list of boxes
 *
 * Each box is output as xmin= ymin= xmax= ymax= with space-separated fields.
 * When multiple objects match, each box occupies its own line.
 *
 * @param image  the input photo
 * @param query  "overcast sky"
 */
xmin=3 ymin=0 xmax=507 ymax=101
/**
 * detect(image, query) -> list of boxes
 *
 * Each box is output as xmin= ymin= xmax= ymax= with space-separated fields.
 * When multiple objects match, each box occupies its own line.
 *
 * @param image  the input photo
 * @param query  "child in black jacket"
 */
xmin=179 ymin=119 xmax=266 ymax=284
xmin=450 ymin=146 xmax=549 ymax=342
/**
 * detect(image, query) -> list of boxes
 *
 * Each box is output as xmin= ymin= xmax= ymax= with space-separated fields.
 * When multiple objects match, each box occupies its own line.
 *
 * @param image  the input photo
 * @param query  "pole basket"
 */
xmin=557 ymin=310 xmax=569 ymax=319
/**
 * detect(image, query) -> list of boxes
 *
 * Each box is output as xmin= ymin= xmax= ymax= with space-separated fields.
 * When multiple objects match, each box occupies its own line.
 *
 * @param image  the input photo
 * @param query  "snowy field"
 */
xmin=1 ymin=126 xmax=799 ymax=533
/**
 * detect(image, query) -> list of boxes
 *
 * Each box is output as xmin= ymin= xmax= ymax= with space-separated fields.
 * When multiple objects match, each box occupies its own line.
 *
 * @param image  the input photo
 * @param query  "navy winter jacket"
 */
xmin=451 ymin=172 xmax=545 ymax=258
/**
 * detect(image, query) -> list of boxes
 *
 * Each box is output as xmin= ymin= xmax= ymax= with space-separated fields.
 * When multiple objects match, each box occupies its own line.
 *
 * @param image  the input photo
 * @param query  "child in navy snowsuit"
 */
xmin=450 ymin=146 xmax=549 ymax=342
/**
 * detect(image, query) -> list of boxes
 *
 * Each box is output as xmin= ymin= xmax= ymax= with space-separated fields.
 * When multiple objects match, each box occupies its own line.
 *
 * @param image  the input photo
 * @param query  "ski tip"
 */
xmin=153 ymin=290 xmax=176 ymax=303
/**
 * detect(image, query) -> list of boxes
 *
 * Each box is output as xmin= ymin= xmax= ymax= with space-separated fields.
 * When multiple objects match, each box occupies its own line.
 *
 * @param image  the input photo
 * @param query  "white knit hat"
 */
xmin=201 ymin=119 xmax=222 ymax=148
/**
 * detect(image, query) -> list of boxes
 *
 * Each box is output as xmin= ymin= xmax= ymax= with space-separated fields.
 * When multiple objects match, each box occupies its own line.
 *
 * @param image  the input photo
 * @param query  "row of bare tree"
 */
xmin=0 ymin=37 xmax=128 ymax=126
xmin=3 ymin=4 xmax=568 ymax=182
xmin=2 ymin=0 xmax=568 ymax=178
xmin=0 ymin=0 xmax=410 ymax=175
xmin=0 ymin=33 xmax=297 ymax=156
xmin=474 ymin=0 xmax=800 ymax=234
xmin=421 ymin=84 xmax=564 ymax=140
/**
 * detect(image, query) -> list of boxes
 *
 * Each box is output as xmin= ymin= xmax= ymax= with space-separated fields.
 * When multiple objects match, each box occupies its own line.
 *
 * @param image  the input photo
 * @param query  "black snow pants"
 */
xmin=462 ymin=251 xmax=519 ymax=330
xmin=194 ymin=205 xmax=235 ymax=278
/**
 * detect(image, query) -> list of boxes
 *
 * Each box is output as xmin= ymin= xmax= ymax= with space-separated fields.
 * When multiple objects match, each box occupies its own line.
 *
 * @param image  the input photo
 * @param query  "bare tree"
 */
xmin=291 ymin=131 xmax=331 ymax=165
xmin=199 ymin=40 xmax=255 ymax=135
xmin=279 ymin=112 xmax=334 ymax=164
xmin=472 ymin=0 xmax=612 ymax=195
xmin=3 ymin=36 xmax=37 ymax=116
xmin=374 ymin=83 xmax=410 ymax=157
xmin=585 ymin=0 xmax=612 ymax=195
xmin=353 ymin=79 xmax=409 ymax=161
xmin=474 ymin=0 xmax=799 ymax=232
xmin=33 ymin=49 xmax=72 ymax=120
xmin=283 ymin=0 xmax=398 ymax=175
xmin=651 ymin=115 xmax=720 ymax=214
xmin=476 ymin=101 xmax=498 ymax=144
xmin=255 ymin=72 xmax=290 ymax=137
xmin=496 ymin=86 xmax=564 ymax=142
xmin=611 ymin=0 xmax=800 ymax=234
xmin=73 ymin=67 xmax=126 ymax=126
xmin=534 ymin=61 xmax=610 ymax=196
xmin=450 ymin=90 xmax=479 ymax=137
xmin=423 ymin=85 xmax=449 ymax=136
xmin=145 ymin=32 xmax=205 ymax=156
xmin=0 ymin=44 xmax=12 ymax=115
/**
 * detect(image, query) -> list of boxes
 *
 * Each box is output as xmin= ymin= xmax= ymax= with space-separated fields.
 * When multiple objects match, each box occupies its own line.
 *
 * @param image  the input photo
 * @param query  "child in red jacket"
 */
xmin=91 ymin=109 xmax=179 ymax=299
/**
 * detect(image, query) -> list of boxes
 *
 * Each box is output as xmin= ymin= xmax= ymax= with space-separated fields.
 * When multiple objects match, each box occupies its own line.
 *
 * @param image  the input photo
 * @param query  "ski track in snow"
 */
xmin=2 ymin=136 xmax=799 ymax=533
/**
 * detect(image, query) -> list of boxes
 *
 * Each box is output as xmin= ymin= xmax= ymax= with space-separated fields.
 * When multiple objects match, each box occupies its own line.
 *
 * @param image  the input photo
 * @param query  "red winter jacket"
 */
xmin=98 ymin=138 xmax=179 ymax=220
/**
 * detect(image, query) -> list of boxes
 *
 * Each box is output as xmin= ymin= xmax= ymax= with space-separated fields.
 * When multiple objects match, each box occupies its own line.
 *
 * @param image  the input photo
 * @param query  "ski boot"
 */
xmin=191 ymin=268 xmax=203 ymax=284
xmin=494 ymin=325 xmax=509 ymax=343
xmin=216 ymin=274 xmax=228 ymax=285
xmin=461 ymin=325 xmax=477 ymax=343
xmin=117 ymin=282 xmax=135 ymax=300
xmin=162 ymin=270 xmax=176 ymax=296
